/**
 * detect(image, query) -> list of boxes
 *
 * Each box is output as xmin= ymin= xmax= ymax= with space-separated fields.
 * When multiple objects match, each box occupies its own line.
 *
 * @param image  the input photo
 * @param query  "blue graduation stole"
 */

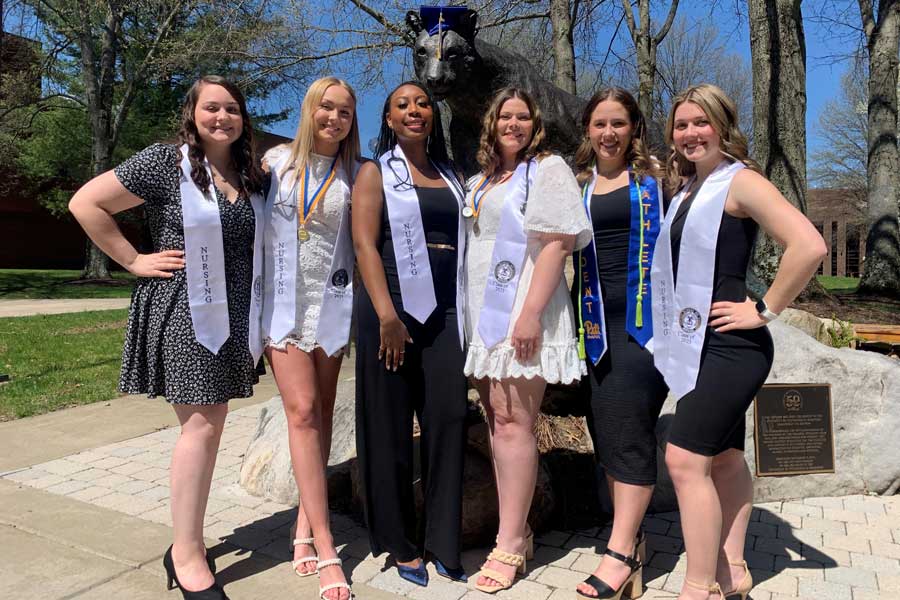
xmin=576 ymin=169 xmax=663 ymax=364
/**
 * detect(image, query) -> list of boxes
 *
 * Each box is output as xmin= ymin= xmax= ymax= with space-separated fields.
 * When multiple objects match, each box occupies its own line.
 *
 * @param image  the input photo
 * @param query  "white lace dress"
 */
xmin=463 ymin=155 xmax=592 ymax=384
xmin=263 ymin=145 xmax=350 ymax=353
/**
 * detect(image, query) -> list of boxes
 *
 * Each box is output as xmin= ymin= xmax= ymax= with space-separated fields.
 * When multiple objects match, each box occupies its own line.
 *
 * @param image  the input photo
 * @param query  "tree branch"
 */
xmin=654 ymin=0 xmax=680 ymax=45
xmin=481 ymin=11 xmax=550 ymax=28
xmin=856 ymin=0 xmax=875 ymax=41
xmin=346 ymin=0 xmax=410 ymax=42
xmin=110 ymin=0 xmax=186 ymax=149
xmin=237 ymin=41 xmax=403 ymax=86
xmin=620 ymin=0 xmax=636 ymax=39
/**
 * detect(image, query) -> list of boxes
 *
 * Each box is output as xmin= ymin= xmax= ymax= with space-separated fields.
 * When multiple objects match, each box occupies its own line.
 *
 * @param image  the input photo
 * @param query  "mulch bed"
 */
xmin=792 ymin=292 xmax=900 ymax=325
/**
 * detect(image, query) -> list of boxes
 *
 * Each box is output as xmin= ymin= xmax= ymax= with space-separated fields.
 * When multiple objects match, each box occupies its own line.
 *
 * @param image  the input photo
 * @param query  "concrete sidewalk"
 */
xmin=0 ymin=298 xmax=131 ymax=318
xmin=2 ymin=368 xmax=899 ymax=598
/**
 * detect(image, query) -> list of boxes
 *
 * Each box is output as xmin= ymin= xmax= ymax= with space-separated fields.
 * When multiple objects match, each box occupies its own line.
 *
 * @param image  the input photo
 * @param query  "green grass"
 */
xmin=817 ymin=275 xmax=860 ymax=293
xmin=0 ymin=309 xmax=127 ymax=420
xmin=0 ymin=269 xmax=135 ymax=299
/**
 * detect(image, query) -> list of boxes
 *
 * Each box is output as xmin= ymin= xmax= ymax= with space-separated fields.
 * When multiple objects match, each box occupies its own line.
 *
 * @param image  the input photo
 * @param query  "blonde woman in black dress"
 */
xmin=654 ymin=84 xmax=826 ymax=600
xmin=69 ymin=76 xmax=266 ymax=600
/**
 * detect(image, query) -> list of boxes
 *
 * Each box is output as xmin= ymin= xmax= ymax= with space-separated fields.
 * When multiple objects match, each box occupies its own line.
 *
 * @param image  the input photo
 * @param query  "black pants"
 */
xmin=355 ymin=287 xmax=468 ymax=569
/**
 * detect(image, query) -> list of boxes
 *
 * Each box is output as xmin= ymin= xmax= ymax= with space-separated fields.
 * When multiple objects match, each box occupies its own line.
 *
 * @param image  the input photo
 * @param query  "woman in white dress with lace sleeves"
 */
xmin=465 ymin=88 xmax=591 ymax=594
xmin=261 ymin=76 xmax=359 ymax=600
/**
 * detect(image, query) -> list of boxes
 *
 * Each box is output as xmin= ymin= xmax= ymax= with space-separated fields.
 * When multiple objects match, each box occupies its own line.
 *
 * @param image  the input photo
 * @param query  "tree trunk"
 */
xmin=76 ymin=2 xmax=118 ymax=281
xmin=620 ymin=0 xmax=679 ymax=135
xmin=549 ymin=0 xmax=576 ymax=94
xmin=747 ymin=0 xmax=822 ymax=298
xmin=858 ymin=0 xmax=900 ymax=297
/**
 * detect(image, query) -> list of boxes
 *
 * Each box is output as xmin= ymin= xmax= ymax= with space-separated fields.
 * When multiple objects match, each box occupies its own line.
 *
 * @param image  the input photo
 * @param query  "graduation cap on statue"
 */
xmin=419 ymin=5 xmax=469 ymax=36
xmin=411 ymin=5 xmax=478 ymax=52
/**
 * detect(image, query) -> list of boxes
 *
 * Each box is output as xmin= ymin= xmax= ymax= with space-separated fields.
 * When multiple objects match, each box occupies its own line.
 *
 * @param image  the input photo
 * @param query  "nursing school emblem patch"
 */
xmin=678 ymin=307 xmax=702 ymax=333
xmin=331 ymin=268 xmax=349 ymax=288
xmin=494 ymin=260 xmax=516 ymax=284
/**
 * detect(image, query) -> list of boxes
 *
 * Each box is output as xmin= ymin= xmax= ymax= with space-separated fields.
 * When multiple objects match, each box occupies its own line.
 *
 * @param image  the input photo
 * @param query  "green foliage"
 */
xmin=0 ymin=309 xmax=128 ymax=420
xmin=4 ymin=0 xmax=311 ymax=221
xmin=817 ymin=275 xmax=861 ymax=294
xmin=825 ymin=315 xmax=859 ymax=349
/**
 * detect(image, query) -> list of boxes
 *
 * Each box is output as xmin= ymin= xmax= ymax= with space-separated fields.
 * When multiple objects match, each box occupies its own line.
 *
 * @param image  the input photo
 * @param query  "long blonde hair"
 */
xmin=664 ymin=83 xmax=760 ymax=192
xmin=476 ymin=87 xmax=548 ymax=176
xmin=281 ymin=76 xmax=361 ymax=180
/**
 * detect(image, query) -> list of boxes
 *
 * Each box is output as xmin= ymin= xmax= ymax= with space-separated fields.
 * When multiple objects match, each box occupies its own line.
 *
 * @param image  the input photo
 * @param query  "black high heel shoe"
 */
xmin=163 ymin=545 xmax=230 ymax=600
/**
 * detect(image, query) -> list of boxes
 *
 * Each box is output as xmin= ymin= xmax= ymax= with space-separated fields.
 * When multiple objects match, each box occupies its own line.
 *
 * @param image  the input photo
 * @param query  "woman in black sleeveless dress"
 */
xmin=571 ymin=88 xmax=668 ymax=600
xmin=352 ymin=81 xmax=468 ymax=587
xmin=656 ymin=84 xmax=826 ymax=600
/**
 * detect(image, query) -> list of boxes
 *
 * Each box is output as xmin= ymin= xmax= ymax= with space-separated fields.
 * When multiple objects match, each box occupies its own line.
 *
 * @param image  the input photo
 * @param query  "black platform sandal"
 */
xmin=576 ymin=546 xmax=643 ymax=599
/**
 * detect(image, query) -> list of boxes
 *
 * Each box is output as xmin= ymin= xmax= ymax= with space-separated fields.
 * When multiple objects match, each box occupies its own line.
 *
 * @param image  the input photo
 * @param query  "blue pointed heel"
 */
xmin=396 ymin=559 xmax=429 ymax=587
xmin=434 ymin=559 xmax=468 ymax=583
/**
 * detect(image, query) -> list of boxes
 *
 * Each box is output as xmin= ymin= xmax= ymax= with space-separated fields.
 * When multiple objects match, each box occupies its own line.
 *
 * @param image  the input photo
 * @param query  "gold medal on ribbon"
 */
xmin=298 ymin=156 xmax=339 ymax=244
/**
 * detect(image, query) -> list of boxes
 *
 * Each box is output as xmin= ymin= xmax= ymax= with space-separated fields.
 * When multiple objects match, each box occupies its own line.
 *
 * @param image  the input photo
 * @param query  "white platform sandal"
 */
xmin=290 ymin=536 xmax=318 ymax=577
xmin=316 ymin=557 xmax=353 ymax=599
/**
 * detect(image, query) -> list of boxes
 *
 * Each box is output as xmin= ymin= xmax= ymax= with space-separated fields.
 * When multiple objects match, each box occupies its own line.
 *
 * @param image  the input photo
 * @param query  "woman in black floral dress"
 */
xmin=69 ymin=76 xmax=265 ymax=600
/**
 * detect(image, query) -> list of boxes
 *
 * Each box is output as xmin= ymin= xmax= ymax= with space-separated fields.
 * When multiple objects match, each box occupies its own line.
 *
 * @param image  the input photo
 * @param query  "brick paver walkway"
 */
xmin=3 ymin=402 xmax=899 ymax=600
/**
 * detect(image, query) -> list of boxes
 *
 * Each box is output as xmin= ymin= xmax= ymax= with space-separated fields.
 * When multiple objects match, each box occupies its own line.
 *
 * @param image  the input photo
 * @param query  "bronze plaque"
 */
xmin=753 ymin=384 xmax=835 ymax=477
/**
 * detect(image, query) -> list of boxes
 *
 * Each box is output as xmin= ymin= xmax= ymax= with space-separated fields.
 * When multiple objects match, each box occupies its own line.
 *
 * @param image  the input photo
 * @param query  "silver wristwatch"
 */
xmin=755 ymin=298 xmax=780 ymax=322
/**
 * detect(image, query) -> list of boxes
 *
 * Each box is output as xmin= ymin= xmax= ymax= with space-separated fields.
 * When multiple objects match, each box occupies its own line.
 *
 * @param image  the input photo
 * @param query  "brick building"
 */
xmin=807 ymin=188 xmax=867 ymax=278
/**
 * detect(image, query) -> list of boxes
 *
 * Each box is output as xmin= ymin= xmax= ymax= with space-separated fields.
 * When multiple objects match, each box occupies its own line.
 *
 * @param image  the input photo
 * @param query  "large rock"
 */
xmin=750 ymin=319 xmax=900 ymax=498
xmin=779 ymin=307 xmax=841 ymax=346
xmin=241 ymin=317 xmax=900 ymax=524
xmin=239 ymin=373 xmax=357 ymax=506
xmin=646 ymin=319 xmax=900 ymax=512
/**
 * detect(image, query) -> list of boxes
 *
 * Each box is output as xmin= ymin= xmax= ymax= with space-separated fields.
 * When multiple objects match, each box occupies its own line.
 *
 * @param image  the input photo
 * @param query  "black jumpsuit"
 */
xmin=354 ymin=184 xmax=468 ymax=569
xmin=665 ymin=192 xmax=775 ymax=456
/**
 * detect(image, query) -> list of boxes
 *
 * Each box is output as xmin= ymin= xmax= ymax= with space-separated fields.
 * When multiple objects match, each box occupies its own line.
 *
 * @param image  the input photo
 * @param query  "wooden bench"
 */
xmin=853 ymin=324 xmax=900 ymax=343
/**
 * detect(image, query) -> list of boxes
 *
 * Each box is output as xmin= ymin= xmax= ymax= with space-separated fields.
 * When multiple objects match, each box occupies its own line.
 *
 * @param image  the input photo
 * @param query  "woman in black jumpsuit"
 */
xmin=351 ymin=81 xmax=468 ymax=587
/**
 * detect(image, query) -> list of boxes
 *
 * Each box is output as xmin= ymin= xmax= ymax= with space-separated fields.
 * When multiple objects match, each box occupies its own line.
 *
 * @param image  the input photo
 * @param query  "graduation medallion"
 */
xmin=298 ymin=226 xmax=310 ymax=242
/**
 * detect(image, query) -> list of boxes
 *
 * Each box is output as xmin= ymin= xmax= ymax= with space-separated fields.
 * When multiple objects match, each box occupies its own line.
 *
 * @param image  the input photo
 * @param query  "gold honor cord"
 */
xmin=634 ymin=175 xmax=645 ymax=328
xmin=436 ymin=8 xmax=444 ymax=59
xmin=298 ymin=157 xmax=338 ymax=241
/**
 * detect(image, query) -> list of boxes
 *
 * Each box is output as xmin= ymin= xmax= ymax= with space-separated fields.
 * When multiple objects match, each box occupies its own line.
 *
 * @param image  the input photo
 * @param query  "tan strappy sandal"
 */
xmin=474 ymin=547 xmax=526 ymax=594
xmin=316 ymin=557 xmax=353 ymax=599
xmin=721 ymin=560 xmax=752 ymax=600
xmin=685 ymin=578 xmax=724 ymax=599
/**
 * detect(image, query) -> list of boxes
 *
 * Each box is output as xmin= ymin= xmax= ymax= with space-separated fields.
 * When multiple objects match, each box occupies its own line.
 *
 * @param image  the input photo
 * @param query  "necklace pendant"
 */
xmin=473 ymin=220 xmax=480 ymax=235
xmin=298 ymin=226 xmax=310 ymax=242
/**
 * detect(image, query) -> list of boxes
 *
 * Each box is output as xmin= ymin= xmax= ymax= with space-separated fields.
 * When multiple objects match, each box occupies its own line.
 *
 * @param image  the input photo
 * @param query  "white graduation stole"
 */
xmin=477 ymin=159 xmax=536 ymax=349
xmin=380 ymin=145 xmax=467 ymax=346
xmin=650 ymin=160 xmax=744 ymax=399
xmin=262 ymin=153 xmax=356 ymax=357
xmin=178 ymin=144 xmax=265 ymax=363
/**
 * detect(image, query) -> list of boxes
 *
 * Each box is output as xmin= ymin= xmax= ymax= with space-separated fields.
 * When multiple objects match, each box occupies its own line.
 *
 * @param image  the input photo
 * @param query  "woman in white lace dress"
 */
xmin=465 ymin=88 xmax=591 ymax=594
xmin=261 ymin=76 xmax=360 ymax=600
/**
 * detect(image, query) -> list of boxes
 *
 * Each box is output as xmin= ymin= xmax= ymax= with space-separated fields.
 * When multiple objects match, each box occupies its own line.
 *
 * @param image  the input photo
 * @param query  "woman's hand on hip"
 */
xmin=379 ymin=315 xmax=413 ymax=371
xmin=511 ymin=309 xmax=542 ymax=362
xmin=709 ymin=299 xmax=767 ymax=332
xmin=126 ymin=250 xmax=185 ymax=278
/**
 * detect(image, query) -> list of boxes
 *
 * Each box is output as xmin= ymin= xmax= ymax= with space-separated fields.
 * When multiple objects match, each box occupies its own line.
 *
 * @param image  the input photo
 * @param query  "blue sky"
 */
xmin=264 ymin=3 xmax=860 ymax=161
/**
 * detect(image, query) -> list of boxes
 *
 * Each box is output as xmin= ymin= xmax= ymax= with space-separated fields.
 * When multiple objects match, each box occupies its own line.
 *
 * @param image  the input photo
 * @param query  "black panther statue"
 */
xmin=407 ymin=8 xmax=587 ymax=176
